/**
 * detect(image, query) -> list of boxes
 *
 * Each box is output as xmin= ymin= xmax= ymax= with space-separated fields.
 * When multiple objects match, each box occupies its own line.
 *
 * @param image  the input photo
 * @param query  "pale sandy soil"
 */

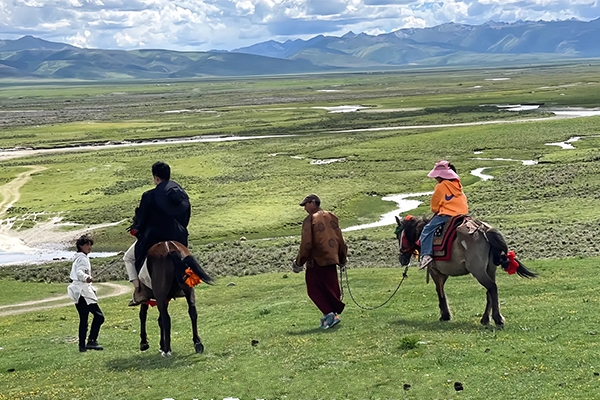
xmin=0 ymin=282 xmax=131 ymax=317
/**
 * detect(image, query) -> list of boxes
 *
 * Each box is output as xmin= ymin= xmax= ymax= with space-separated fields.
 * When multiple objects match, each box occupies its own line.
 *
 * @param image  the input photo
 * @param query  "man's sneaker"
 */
xmin=419 ymin=255 xmax=433 ymax=269
xmin=85 ymin=340 xmax=104 ymax=351
xmin=320 ymin=315 xmax=328 ymax=329
xmin=329 ymin=313 xmax=341 ymax=328
xmin=322 ymin=312 xmax=340 ymax=329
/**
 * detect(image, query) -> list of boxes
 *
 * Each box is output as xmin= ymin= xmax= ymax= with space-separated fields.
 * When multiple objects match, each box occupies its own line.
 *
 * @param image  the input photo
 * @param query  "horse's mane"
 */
xmin=400 ymin=215 xmax=428 ymax=244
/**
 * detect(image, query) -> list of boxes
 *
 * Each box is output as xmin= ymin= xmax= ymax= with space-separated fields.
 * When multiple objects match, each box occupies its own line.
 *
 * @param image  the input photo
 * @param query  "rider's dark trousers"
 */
xmin=75 ymin=296 xmax=104 ymax=348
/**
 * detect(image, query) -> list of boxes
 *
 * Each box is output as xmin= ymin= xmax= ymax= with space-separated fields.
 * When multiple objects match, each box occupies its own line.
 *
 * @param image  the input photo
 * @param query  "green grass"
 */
xmin=0 ymin=280 xmax=66 ymax=306
xmin=3 ymin=60 xmax=600 ymax=400
xmin=0 ymin=66 xmax=599 ymax=283
xmin=1 ymin=257 xmax=600 ymax=399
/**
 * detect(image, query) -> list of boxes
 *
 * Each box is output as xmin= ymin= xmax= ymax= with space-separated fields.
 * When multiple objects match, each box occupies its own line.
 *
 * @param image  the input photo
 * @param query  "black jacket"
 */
xmin=131 ymin=180 xmax=191 ymax=270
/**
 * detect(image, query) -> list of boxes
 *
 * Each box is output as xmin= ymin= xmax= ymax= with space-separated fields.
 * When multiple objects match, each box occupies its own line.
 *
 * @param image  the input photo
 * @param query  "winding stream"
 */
xmin=0 ymin=250 xmax=117 ymax=266
xmin=0 ymin=134 xmax=296 ymax=161
xmin=343 ymin=192 xmax=434 ymax=232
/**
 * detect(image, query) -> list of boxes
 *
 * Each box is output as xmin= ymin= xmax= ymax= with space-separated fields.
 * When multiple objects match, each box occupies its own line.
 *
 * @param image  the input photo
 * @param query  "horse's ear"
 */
xmin=395 ymin=215 xmax=401 ymax=225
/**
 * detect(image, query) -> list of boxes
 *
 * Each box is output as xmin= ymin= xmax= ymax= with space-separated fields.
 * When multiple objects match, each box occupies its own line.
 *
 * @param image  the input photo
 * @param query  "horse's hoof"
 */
xmin=140 ymin=343 xmax=150 ymax=352
xmin=440 ymin=315 xmax=451 ymax=322
xmin=480 ymin=318 xmax=490 ymax=326
xmin=160 ymin=350 xmax=172 ymax=358
xmin=194 ymin=342 xmax=204 ymax=354
xmin=493 ymin=316 xmax=505 ymax=328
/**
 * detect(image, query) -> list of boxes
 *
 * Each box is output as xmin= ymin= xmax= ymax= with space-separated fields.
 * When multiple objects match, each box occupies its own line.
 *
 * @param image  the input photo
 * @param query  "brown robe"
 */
xmin=296 ymin=209 xmax=348 ymax=268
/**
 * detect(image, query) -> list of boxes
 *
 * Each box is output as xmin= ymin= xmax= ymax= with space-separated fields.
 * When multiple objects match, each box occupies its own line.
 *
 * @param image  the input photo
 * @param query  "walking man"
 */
xmin=293 ymin=194 xmax=347 ymax=329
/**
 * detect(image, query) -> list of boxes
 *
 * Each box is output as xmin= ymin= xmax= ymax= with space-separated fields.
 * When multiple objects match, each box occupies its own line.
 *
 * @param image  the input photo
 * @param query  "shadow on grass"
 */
xmin=390 ymin=318 xmax=479 ymax=331
xmin=105 ymin=351 xmax=206 ymax=371
xmin=286 ymin=326 xmax=341 ymax=336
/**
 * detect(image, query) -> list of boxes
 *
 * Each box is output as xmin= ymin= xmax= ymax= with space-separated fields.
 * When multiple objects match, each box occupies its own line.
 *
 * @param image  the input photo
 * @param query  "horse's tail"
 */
xmin=183 ymin=254 xmax=215 ymax=285
xmin=169 ymin=251 xmax=215 ymax=286
xmin=487 ymin=228 xmax=537 ymax=278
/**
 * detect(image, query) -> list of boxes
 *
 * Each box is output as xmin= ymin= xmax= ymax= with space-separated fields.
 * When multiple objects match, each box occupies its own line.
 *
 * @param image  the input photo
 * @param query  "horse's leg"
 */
xmin=139 ymin=303 xmax=150 ymax=351
xmin=156 ymin=299 xmax=172 ymax=356
xmin=471 ymin=259 xmax=504 ymax=328
xmin=157 ymin=314 xmax=164 ymax=352
xmin=184 ymin=288 xmax=204 ymax=354
xmin=481 ymin=291 xmax=492 ymax=326
xmin=430 ymin=269 xmax=451 ymax=321
xmin=487 ymin=256 xmax=504 ymax=327
xmin=480 ymin=257 xmax=498 ymax=326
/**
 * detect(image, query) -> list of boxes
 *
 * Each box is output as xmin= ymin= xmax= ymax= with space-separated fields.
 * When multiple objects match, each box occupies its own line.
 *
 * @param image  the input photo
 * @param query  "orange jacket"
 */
xmin=430 ymin=180 xmax=468 ymax=216
xmin=296 ymin=210 xmax=348 ymax=268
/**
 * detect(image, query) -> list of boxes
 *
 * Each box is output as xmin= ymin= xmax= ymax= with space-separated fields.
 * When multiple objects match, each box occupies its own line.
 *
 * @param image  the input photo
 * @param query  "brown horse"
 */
xmin=395 ymin=215 xmax=536 ymax=327
xmin=138 ymin=241 xmax=213 ymax=356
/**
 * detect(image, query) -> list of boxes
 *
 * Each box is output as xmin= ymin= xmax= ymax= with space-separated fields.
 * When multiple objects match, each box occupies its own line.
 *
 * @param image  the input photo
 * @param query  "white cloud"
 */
xmin=236 ymin=1 xmax=256 ymax=15
xmin=66 ymin=29 xmax=92 ymax=48
xmin=0 ymin=0 xmax=598 ymax=50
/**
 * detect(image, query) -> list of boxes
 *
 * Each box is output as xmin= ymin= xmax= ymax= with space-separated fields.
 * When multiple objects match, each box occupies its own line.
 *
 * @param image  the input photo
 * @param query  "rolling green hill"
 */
xmin=0 ymin=37 xmax=328 ymax=80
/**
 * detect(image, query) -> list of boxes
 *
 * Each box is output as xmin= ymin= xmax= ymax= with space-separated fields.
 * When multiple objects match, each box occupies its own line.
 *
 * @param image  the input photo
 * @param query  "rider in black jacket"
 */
xmin=127 ymin=162 xmax=191 ymax=304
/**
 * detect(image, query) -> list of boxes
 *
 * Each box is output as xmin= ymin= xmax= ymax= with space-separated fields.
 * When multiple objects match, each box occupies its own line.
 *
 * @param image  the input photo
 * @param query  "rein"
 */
xmin=340 ymin=263 xmax=410 ymax=311
xmin=89 ymin=266 xmax=111 ymax=281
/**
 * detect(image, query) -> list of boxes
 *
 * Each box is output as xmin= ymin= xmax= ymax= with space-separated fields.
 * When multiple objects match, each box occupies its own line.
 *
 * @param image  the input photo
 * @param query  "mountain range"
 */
xmin=234 ymin=18 xmax=600 ymax=68
xmin=1 ymin=18 xmax=599 ymax=80
xmin=0 ymin=37 xmax=325 ymax=80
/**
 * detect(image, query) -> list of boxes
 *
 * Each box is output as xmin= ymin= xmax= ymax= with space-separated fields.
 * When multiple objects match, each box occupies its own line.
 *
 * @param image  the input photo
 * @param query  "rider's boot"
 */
xmin=128 ymin=279 xmax=149 ymax=306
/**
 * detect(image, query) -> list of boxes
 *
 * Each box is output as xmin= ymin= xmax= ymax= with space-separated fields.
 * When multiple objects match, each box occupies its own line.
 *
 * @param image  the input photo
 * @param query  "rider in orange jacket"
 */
xmin=419 ymin=160 xmax=469 ymax=269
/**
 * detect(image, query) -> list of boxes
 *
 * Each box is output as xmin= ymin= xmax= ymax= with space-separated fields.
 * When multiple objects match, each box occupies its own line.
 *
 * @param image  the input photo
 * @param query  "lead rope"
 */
xmin=339 ymin=264 xmax=410 ymax=310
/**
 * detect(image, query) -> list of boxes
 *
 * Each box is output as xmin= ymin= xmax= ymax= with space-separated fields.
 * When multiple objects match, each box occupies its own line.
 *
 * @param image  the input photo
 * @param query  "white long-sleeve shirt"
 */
xmin=67 ymin=252 xmax=98 ymax=305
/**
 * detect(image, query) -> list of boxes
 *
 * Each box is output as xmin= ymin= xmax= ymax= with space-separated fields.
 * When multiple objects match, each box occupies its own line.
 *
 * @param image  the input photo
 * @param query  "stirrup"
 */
xmin=128 ymin=292 xmax=148 ymax=307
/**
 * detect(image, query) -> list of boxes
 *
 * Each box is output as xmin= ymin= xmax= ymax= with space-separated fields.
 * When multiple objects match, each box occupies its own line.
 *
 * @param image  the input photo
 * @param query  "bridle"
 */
xmin=395 ymin=215 xmax=420 ymax=266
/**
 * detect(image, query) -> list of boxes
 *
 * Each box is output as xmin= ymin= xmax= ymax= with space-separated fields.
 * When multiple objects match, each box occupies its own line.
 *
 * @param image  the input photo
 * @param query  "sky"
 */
xmin=0 ymin=0 xmax=598 ymax=51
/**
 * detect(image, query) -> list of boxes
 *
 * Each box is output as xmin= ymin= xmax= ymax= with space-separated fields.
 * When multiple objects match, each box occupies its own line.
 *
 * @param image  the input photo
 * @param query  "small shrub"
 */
xmin=398 ymin=335 xmax=419 ymax=351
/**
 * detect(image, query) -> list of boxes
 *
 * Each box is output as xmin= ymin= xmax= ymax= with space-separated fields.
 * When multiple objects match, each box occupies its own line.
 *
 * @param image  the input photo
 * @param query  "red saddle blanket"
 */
xmin=431 ymin=215 xmax=468 ymax=261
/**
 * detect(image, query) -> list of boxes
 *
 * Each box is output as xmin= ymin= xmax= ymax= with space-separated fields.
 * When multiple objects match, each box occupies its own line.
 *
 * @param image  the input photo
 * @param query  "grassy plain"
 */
xmin=1 ymin=258 xmax=600 ymax=399
xmin=0 ymin=64 xmax=599 ymax=268
xmin=2 ymin=63 xmax=600 ymax=399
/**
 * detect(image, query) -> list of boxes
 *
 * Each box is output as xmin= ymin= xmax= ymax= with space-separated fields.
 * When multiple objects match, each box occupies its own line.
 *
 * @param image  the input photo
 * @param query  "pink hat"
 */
xmin=427 ymin=160 xmax=460 ymax=180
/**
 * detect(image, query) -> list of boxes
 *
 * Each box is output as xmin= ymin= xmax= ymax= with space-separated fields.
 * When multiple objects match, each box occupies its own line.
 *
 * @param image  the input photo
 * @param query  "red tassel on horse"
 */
xmin=184 ymin=267 xmax=203 ymax=288
xmin=506 ymin=251 xmax=519 ymax=275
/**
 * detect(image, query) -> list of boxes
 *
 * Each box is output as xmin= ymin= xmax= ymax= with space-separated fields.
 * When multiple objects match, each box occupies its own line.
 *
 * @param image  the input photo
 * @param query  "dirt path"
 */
xmin=333 ymin=115 xmax=562 ymax=133
xmin=0 ymin=165 xmax=125 ymax=255
xmin=0 ymin=165 xmax=47 ymax=218
xmin=0 ymin=282 xmax=131 ymax=317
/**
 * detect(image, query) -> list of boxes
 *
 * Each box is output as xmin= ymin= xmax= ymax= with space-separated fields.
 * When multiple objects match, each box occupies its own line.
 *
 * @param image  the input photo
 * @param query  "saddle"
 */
xmin=431 ymin=215 xmax=468 ymax=261
xmin=140 ymin=241 xmax=198 ymax=304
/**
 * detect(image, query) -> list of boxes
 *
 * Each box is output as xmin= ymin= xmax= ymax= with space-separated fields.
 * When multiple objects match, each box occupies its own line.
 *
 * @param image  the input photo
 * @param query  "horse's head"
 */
xmin=394 ymin=214 xmax=427 ymax=266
